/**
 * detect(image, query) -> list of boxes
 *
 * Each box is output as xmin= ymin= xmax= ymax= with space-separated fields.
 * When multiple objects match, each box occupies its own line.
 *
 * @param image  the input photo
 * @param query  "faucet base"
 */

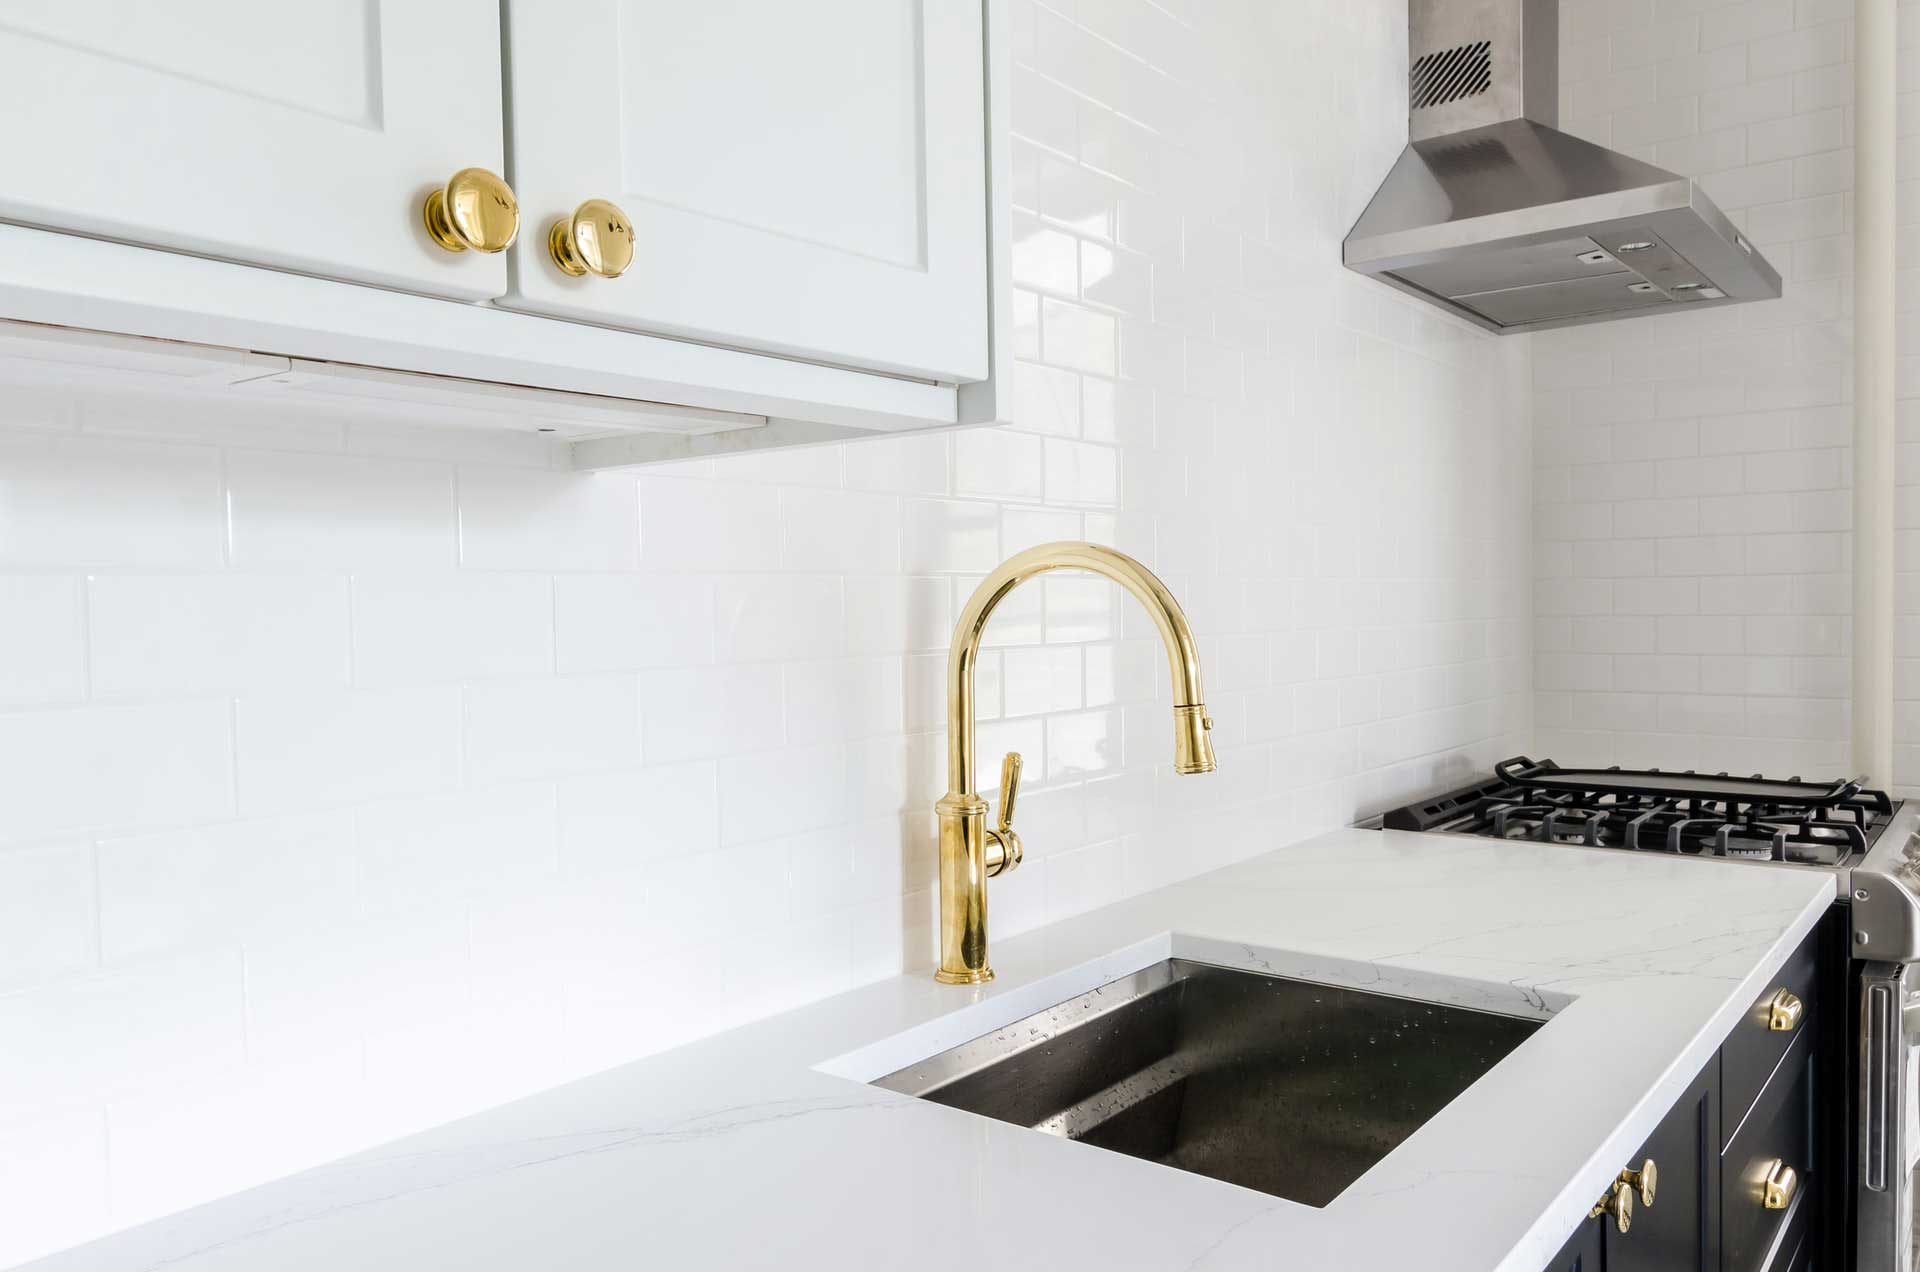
xmin=934 ymin=967 xmax=994 ymax=985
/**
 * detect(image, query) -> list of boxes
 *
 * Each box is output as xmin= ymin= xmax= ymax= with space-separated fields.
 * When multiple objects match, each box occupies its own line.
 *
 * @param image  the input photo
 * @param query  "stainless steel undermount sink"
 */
xmin=875 ymin=959 xmax=1542 ymax=1207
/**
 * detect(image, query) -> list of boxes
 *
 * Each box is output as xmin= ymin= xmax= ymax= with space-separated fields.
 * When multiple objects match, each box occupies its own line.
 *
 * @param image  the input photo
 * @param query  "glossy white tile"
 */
xmin=0 ymin=701 xmax=232 ymax=840
xmin=553 ymin=573 xmax=713 ymax=672
xmin=458 ymin=468 xmax=640 ymax=571
xmin=352 ymin=573 xmax=551 ymax=686
xmin=0 ymin=574 xmax=84 ymax=705
xmin=558 ymin=761 xmax=719 ymax=874
xmin=0 ymin=433 xmax=223 ymax=567
xmin=91 ymin=574 xmax=350 ymax=697
xmin=235 ymin=687 xmax=460 ymax=816
xmin=96 ymin=813 xmax=355 ymax=963
xmin=227 ymin=451 xmax=455 ymax=568
xmin=464 ymin=675 xmax=641 ymax=785
xmin=0 ymin=840 xmax=96 ymax=988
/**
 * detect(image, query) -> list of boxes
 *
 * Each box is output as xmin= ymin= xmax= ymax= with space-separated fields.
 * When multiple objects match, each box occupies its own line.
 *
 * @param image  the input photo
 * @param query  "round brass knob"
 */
xmin=1620 ymin=1158 xmax=1657 ymax=1207
xmin=548 ymin=199 xmax=636 ymax=278
xmin=422 ymin=168 xmax=519 ymax=254
xmin=1767 ymin=989 xmax=1804 ymax=1032
xmin=1591 ymin=1180 xmax=1633 ymax=1234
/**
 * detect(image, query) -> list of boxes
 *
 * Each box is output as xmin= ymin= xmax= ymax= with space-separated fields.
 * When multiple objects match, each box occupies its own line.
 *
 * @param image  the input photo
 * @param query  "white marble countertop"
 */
xmin=16 ymin=827 xmax=1835 ymax=1272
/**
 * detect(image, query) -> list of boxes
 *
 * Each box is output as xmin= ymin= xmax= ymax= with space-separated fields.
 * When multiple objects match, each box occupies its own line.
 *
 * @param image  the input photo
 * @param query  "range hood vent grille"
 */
xmin=1410 ymin=40 xmax=1491 ymax=111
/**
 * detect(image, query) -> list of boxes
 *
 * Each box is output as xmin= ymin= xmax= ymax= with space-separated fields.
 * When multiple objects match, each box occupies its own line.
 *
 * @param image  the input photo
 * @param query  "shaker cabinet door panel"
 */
xmin=501 ymin=0 xmax=989 ymax=383
xmin=1604 ymin=1056 xmax=1719 ymax=1272
xmin=0 ymin=1 xmax=507 ymax=299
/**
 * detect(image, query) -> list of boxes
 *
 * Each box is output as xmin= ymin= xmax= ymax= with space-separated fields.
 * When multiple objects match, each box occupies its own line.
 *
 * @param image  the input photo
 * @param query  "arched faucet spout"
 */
xmin=935 ymin=542 xmax=1214 ymax=985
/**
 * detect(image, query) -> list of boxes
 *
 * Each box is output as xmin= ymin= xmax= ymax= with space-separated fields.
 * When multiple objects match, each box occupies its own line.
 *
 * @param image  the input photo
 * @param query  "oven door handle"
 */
xmin=1857 ymin=961 xmax=1914 ymax=1272
xmin=1864 ymin=971 xmax=1897 ymax=1192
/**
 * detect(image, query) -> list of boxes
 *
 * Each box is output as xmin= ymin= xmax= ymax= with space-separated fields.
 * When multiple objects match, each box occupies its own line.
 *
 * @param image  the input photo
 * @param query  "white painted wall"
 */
xmin=1533 ymin=0 xmax=1866 ymax=780
xmin=0 ymin=2 xmax=1531 ymax=1263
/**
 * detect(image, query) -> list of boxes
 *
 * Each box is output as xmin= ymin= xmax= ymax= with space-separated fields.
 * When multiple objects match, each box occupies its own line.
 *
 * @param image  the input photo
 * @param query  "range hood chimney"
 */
xmin=1343 ymin=0 xmax=1781 ymax=333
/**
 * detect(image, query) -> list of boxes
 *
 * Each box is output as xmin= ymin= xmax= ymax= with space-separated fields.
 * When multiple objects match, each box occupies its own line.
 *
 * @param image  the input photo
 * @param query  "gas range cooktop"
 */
xmin=1384 ymin=756 xmax=1902 ymax=869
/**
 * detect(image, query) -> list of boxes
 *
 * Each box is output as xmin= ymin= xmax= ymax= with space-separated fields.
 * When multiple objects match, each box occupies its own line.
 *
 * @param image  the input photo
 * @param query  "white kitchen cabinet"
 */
xmin=500 ymin=0 xmax=990 ymax=384
xmin=0 ymin=1 xmax=1009 ymax=465
xmin=0 ymin=0 xmax=508 ymax=300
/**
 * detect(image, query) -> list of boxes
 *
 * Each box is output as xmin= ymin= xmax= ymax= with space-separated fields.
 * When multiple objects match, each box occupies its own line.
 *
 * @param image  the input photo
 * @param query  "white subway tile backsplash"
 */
xmin=904 ymin=498 xmax=1001 ymax=573
xmin=780 ymin=488 xmax=902 ymax=573
xmin=0 ymin=946 xmax=244 ymax=1121
xmin=465 ymin=675 xmax=641 ymax=785
xmin=458 ymin=468 xmax=640 ymax=572
xmin=715 ymin=576 xmax=845 ymax=664
xmin=784 ymin=657 xmax=906 ymax=743
xmin=558 ymin=761 xmax=719 ymax=874
xmin=92 ymin=574 xmax=350 ymax=698
xmin=955 ymin=427 xmax=1044 ymax=501
xmin=0 ymin=433 xmax=223 ymax=567
xmin=718 ymin=744 xmax=848 ymax=846
xmin=235 ymin=688 xmax=460 ymax=816
xmin=1041 ymin=295 xmax=1118 ymax=376
xmin=0 ymin=700 xmax=232 ymax=840
xmin=1044 ymin=438 xmax=1121 ymax=506
xmin=640 ymin=663 xmax=784 ymax=763
xmin=357 ymin=785 xmax=557 ymax=911
xmin=1537 ymin=0 xmax=1870 ymax=776
xmin=352 ymin=572 xmax=551 ymax=686
xmin=1749 ymin=105 xmax=1848 ymax=161
xmin=841 ymin=432 xmax=950 ymax=495
xmin=554 ymin=573 xmax=713 ymax=672
xmin=96 ymin=813 xmax=354 ymax=963
xmin=227 ymin=451 xmax=455 ymax=568
xmin=637 ymin=475 xmax=782 ymax=572
xmin=0 ymin=840 xmax=96 ymax=988
xmin=844 ymin=575 xmax=951 ymax=655
xmin=0 ymin=574 xmax=84 ymax=705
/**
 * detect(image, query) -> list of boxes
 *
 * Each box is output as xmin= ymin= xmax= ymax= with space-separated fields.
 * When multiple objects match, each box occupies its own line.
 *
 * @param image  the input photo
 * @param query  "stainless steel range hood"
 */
xmin=1343 ymin=0 xmax=1781 ymax=334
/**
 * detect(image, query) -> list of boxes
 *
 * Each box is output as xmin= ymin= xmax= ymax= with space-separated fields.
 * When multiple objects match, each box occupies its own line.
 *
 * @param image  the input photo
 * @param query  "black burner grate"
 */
xmin=1384 ymin=756 xmax=1899 ymax=867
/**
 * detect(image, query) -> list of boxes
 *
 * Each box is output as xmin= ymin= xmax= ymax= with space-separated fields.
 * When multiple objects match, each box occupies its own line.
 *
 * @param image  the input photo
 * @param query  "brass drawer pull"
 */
xmin=1619 ymin=1158 xmax=1657 ymax=1207
xmin=1762 ymin=1160 xmax=1798 ymax=1210
xmin=1767 ymin=989 xmax=1804 ymax=1032
xmin=1591 ymin=1179 xmax=1634 ymax=1233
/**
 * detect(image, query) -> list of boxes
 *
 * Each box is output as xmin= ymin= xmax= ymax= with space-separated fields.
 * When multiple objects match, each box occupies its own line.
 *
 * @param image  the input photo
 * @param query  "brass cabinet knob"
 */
xmin=1619 ymin=1158 xmax=1657 ymax=1207
xmin=1591 ymin=1179 xmax=1633 ymax=1234
xmin=422 ymin=168 xmax=519 ymax=254
xmin=1767 ymin=989 xmax=1804 ymax=1032
xmin=548 ymin=199 xmax=636 ymax=278
xmin=1761 ymin=1160 xmax=1798 ymax=1211
xmin=985 ymin=752 xmax=1023 ymax=878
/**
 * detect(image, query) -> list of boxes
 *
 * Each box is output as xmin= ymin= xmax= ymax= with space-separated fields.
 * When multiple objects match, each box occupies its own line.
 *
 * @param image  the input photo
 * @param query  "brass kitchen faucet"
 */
xmin=935 ymin=543 xmax=1215 ymax=984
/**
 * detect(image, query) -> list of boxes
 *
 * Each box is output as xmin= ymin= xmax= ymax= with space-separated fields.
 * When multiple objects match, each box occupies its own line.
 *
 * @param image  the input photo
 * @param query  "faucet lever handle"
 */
xmin=997 ymin=751 xmax=1022 ymax=834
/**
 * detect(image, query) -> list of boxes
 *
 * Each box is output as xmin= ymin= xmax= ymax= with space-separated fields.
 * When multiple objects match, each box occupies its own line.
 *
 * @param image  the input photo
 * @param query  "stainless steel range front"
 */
xmin=1379 ymin=756 xmax=1920 ymax=1271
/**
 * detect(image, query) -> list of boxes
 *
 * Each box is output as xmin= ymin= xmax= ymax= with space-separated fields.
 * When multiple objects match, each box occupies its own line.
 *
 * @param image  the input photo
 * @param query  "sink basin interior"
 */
xmin=873 ymin=958 xmax=1543 ymax=1207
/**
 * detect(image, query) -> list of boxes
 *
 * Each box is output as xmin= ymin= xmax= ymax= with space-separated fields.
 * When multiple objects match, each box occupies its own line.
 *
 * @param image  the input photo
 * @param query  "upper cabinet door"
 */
xmin=0 ymin=1 xmax=508 ymax=300
xmin=501 ymin=0 xmax=989 ymax=384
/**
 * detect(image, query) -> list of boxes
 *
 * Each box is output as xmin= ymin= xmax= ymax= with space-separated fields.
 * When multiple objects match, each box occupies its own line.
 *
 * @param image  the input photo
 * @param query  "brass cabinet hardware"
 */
xmin=548 ymin=199 xmax=636 ymax=278
xmin=1767 ymin=989 xmax=1804 ymax=1032
xmin=1591 ymin=1179 xmax=1633 ymax=1233
xmin=1618 ymin=1158 xmax=1657 ymax=1207
xmin=422 ymin=168 xmax=520 ymax=254
xmin=983 ymin=751 xmax=1023 ymax=878
xmin=1761 ymin=1160 xmax=1798 ymax=1210
xmin=935 ymin=543 xmax=1214 ymax=985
